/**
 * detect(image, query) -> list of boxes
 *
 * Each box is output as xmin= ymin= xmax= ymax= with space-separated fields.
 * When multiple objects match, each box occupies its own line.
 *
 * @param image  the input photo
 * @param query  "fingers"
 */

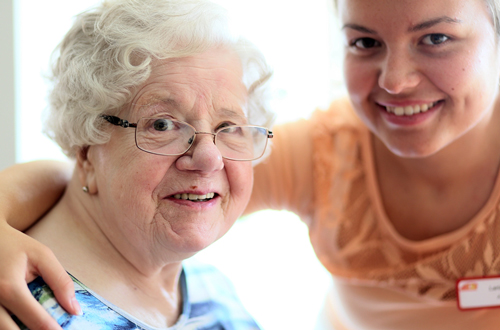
xmin=0 ymin=305 xmax=20 ymax=330
xmin=0 ymin=280 xmax=63 ymax=330
xmin=34 ymin=248 xmax=81 ymax=316
xmin=0 ymin=225 xmax=69 ymax=330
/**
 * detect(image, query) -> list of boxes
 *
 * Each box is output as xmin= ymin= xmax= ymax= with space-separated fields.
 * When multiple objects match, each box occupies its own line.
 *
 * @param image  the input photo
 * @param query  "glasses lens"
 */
xmin=135 ymin=117 xmax=195 ymax=155
xmin=216 ymin=126 xmax=269 ymax=161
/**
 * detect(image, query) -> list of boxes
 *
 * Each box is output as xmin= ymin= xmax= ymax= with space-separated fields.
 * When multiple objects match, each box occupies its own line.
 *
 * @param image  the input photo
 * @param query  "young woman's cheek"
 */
xmin=344 ymin=57 xmax=376 ymax=102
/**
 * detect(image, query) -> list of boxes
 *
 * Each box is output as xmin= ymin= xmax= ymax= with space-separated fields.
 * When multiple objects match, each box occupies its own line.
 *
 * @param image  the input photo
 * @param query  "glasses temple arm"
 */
xmin=101 ymin=115 xmax=137 ymax=128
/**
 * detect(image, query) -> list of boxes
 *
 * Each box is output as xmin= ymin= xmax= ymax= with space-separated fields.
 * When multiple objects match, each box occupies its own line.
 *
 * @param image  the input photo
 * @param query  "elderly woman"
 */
xmin=5 ymin=0 xmax=274 ymax=329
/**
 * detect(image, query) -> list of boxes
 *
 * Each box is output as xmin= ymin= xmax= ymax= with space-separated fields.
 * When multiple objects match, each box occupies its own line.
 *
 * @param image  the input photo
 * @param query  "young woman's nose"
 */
xmin=378 ymin=48 xmax=421 ymax=94
xmin=176 ymin=134 xmax=224 ymax=172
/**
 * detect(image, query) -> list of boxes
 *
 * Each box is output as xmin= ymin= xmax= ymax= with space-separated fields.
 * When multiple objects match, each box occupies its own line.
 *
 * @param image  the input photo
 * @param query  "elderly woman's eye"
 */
xmin=352 ymin=38 xmax=381 ymax=49
xmin=220 ymin=125 xmax=242 ymax=135
xmin=223 ymin=127 xmax=239 ymax=133
xmin=153 ymin=119 xmax=174 ymax=131
xmin=422 ymin=34 xmax=449 ymax=45
xmin=217 ymin=122 xmax=239 ymax=133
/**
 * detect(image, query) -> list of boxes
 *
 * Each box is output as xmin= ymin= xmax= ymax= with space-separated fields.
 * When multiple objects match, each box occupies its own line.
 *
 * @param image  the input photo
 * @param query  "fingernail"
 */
xmin=71 ymin=297 xmax=83 ymax=316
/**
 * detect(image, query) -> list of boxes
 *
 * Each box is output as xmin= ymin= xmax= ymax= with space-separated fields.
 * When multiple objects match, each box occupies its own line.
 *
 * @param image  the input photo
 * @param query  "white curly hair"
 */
xmin=44 ymin=0 xmax=274 ymax=160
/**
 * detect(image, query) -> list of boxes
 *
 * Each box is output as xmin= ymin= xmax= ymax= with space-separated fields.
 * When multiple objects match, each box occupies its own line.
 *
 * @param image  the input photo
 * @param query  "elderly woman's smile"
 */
xmin=171 ymin=192 xmax=216 ymax=201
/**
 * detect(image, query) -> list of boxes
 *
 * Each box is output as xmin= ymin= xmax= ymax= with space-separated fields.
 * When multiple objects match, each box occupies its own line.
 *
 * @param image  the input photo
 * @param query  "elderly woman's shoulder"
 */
xmin=14 ymin=267 xmax=261 ymax=330
xmin=183 ymin=257 xmax=241 ymax=301
xmin=183 ymin=258 xmax=261 ymax=329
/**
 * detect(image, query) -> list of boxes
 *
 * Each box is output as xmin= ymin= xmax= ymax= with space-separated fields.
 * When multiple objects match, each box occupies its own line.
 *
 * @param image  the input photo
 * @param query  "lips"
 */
xmin=384 ymin=101 xmax=437 ymax=116
xmin=172 ymin=192 xmax=216 ymax=202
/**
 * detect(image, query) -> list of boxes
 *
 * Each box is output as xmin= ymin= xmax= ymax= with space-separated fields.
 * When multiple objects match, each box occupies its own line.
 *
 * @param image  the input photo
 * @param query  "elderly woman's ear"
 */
xmin=76 ymin=146 xmax=98 ymax=194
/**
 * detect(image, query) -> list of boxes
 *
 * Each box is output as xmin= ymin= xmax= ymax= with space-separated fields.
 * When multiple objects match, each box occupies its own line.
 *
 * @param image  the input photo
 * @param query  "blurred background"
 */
xmin=1 ymin=0 xmax=346 ymax=328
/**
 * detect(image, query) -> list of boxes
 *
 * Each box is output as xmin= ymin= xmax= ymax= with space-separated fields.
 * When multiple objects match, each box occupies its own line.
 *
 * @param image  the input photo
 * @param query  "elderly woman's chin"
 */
xmin=153 ymin=203 xmax=248 ymax=255
xmin=149 ymin=177 xmax=252 ymax=256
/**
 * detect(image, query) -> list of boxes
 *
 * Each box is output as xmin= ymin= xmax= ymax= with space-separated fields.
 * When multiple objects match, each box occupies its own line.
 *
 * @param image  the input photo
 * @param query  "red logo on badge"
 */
xmin=460 ymin=283 xmax=478 ymax=291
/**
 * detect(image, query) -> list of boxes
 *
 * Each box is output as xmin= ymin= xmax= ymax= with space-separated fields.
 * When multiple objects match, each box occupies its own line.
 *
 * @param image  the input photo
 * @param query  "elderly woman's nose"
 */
xmin=176 ymin=134 xmax=224 ymax=172
xmin=378 ymin=49 xmax=421 ymax=94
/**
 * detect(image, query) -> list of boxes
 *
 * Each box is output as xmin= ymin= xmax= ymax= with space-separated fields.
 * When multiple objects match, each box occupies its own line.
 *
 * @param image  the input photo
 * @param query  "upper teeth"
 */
xmin=385 ymin=102 xmax=436 ymax=116
xmin=173 ymin=192 xmax=215 ymax=201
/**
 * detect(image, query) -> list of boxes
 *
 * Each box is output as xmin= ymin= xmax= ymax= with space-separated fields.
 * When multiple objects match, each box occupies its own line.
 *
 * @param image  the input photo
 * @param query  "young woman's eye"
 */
xmin=421 ymin=34 xmax=449 ymax=45
xmin=352 ymin=38 xmax=381 ymax=49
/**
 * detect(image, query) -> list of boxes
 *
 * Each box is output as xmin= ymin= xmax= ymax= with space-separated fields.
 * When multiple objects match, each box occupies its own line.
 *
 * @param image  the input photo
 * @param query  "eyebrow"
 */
xmin=137 ymin=98 xmax=247 ymax=123
xmin=218 ymin=108 xmax=248 ymax=124
xmin=342 ymin=24 xmax=377 ymax=34
xmin=408 ymin=16 xmax=462 ymax=32
xmin=342 ymin=16 xmax=462 ymax=34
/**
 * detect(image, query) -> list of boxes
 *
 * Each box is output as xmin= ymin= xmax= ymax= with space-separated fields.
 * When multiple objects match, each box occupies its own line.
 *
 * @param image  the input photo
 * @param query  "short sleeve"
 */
xmin=245 ymin=117 xmax=315 ymax=224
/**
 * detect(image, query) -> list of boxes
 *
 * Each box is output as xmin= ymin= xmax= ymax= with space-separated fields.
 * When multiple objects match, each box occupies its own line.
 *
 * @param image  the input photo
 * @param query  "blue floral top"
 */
xmin=14 ymin=258 xmax=260 ymax=330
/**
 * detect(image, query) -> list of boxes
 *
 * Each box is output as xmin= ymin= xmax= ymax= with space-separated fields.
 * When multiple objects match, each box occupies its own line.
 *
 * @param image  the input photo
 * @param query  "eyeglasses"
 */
xmin=101 ymin=114 xmax=273 ymax=161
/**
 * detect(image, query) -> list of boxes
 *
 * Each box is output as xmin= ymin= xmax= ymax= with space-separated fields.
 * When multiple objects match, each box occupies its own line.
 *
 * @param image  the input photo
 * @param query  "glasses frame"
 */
xmin=101 ymin=114 xmax=273 ymax=161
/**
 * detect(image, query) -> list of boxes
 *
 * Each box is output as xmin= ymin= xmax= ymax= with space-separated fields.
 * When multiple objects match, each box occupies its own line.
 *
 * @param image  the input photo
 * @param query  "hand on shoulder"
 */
xmin=0 ymin=222 xmax=80 ymax=330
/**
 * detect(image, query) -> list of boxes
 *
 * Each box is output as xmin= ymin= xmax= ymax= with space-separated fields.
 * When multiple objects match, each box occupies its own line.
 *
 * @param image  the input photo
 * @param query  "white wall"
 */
xmin=17 ymin=0 xmax=97 ymax=163
xmin=0 ymin=0 xmax=16 ymax=170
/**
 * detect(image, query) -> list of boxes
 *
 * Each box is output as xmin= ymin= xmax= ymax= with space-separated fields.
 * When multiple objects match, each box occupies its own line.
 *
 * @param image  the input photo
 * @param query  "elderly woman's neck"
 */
xmin=26 ymin=172 xmax=185 ymax=327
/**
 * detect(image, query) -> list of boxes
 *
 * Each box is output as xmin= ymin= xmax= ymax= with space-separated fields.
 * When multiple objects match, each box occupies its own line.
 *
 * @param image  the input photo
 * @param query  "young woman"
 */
xmin=2 ymin=0 xmax=500 ymax=329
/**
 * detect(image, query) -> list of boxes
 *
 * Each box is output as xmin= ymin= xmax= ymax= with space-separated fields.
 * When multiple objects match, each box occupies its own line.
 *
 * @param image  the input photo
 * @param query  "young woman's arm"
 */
xmin=0 ymin=160 xmax=81 ymax=330
xmin=0 ymin=160 xmax=72 ymax=230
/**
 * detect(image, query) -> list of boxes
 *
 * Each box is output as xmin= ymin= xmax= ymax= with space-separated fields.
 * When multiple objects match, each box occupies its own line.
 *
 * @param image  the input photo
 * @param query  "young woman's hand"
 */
xmin=0 ymin=223 xmax=80 ymax=330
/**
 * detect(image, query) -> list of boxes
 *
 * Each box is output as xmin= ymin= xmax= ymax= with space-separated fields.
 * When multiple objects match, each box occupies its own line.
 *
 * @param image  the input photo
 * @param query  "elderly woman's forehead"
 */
xmin=148 ymin=54 xmax=245 ymax=89
xmin=126 ymin=92 xmax=249 ymax=122
xmin=121 ymin=52 xmax=247 ymax=115
xmin=152 ymin=47 xmax=243 ymax=71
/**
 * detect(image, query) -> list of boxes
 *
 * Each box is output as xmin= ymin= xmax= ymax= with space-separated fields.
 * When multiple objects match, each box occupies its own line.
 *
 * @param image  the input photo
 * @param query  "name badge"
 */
xmin=456 ymin=276 xmax=500 ymax=311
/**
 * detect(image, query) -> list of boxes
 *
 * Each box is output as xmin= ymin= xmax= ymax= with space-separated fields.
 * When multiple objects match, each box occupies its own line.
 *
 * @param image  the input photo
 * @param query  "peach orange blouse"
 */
xmin=247 ymin=97 xmax=500 ymax=329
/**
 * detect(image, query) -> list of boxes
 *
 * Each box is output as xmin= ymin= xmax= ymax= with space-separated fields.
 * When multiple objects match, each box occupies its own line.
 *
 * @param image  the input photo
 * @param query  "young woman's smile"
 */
xmin=375 ymin=100 xmax=443 ymax=127
xmin=340 ymin=0 xmax=500 ymax=157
